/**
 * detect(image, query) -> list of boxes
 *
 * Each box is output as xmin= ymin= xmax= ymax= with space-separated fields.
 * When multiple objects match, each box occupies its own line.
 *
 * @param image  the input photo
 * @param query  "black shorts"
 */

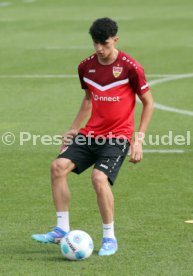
xmin=57 ymin=134 xmax=129 ymax=185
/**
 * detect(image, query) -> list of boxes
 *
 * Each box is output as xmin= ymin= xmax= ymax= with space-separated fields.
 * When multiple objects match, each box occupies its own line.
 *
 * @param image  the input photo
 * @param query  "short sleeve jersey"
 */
xmin=78 ymin=50 xmax=149 ymax=142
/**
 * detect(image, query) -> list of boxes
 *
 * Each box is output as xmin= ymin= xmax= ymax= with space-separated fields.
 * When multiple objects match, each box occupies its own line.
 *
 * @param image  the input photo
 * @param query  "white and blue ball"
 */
xmin=60 ymin=230 xmax=94 ymax=260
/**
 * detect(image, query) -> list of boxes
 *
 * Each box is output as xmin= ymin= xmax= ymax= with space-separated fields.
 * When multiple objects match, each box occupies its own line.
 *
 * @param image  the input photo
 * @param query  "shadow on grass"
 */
xmin=33 ymin=249 xmax=99 ymax=262
xmin=5 ymin=246 xmax=99 ymax=263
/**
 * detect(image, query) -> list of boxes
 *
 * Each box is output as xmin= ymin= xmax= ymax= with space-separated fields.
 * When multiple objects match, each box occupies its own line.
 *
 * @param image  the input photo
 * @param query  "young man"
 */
xmin=32 ymin=18 xmax=154 ymax=256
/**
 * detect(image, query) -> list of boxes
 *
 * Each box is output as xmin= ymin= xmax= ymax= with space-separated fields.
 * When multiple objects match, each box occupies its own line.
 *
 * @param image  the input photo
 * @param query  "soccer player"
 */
xmin=32 ymin=18 xmax=154 ymax=256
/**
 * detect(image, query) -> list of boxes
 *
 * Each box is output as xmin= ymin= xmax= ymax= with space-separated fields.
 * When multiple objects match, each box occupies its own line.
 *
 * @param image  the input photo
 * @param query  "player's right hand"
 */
xmin=60 ymin=129 xmax=78 ymax=153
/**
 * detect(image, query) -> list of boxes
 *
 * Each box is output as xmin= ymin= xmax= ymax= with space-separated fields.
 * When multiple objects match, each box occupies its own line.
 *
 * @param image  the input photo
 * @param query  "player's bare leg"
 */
xmin=51 ymin=158 xmax=75 ymax=211
xmin=92 ymin=168 xmax=118 ymax=256
xmin=92 ymin=169 xmax=114 ymax=224
xmin=31 ymin=158 xmax=75 ymax=244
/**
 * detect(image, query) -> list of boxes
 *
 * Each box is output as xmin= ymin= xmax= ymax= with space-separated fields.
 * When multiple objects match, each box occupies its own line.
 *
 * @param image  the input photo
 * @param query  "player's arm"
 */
xmin=129 ymin=90 xmax=154 ymax=163
xmin=62 ymin=89 xmax=92 ymax=145
xmin=70 ymin=89 xmax=92 ymax=132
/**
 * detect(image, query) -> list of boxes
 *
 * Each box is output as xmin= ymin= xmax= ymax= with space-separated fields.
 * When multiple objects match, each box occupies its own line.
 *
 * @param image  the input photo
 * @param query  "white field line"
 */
xmin=0 ymin=73 xmax=164 ymax=78
xmin=0 ymin=74 xmax=77 ymax=79
xmin=0 ymin=17 xmax=133 ymax=23
xmin=0 ymin=73 xmax=189 ymax=79
xmin=136 ymin=73 xmax=193 ymax=116
xmin=147 ymin=74 xmax=189 ymax=78
xmin=45 ymin=46 xmax=93 ymax=50
xmin=152 ymin=102 xmax=193 ymax=116
xmin=143 ymin=149 xmax=185 ymax=153
xmin=0 ymin=2 xmax=11 ymax=7
xmin=43 ymin=17 xmax=134 ymax=22
xmin=23 ymin=0 xmax=36 ymax=3
xmin=148 ymin=73 xmax=193 ymax=116
xmin=149 ymin=73 xmax=193 ymax=86
xmin=0 ymin=18 xmax=14 ymax=21
xmin=0 ymin=72 xmax=193 ymax=116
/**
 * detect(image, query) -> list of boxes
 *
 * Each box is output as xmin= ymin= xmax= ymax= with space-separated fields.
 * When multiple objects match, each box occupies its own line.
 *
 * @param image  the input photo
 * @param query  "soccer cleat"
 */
xmin=31 ymin=227 xmax=67 ymax=244
xmin=98 ymin=237 xmax=118 ymax=256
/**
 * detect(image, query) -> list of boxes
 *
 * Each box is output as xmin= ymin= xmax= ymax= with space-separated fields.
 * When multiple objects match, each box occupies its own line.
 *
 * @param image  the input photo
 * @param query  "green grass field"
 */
xmin=0 ymin=0 xmax=193 ymax=275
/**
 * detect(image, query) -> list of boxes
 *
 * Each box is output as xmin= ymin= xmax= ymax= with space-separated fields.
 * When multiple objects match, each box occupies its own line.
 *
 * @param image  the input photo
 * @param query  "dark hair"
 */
xmin=89 ymin=17 xmax=118 ymax=44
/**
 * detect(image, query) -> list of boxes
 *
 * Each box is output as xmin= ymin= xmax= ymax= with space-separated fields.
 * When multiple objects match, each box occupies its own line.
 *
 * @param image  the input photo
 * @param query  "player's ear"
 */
xmin=114 ymin=36 xmax=119 ymax=44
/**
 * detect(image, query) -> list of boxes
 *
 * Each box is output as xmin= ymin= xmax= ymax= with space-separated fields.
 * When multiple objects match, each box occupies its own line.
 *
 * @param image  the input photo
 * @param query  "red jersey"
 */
xmin=78 ymin=50 xmax=149 ymax=142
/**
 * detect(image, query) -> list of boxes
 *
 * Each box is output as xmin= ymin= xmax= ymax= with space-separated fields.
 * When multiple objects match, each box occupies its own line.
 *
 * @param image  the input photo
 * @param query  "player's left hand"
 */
xmin=128 ymin=142 xmax=143 ymax=164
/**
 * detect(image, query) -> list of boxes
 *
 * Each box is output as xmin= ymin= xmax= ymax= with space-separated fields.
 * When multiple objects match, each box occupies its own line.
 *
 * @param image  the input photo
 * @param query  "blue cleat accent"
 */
xmin=98 ymin=237 xmax=118 ymax=256
xmin=31 ymin=227 xmax=67 ymax=244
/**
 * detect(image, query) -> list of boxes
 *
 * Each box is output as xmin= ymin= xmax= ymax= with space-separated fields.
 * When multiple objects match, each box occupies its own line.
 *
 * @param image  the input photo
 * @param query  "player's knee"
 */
xmin=51 ymin=159 xmax=69 ymax=178
xmin=92 ymin=170 xmax=108 ymax=195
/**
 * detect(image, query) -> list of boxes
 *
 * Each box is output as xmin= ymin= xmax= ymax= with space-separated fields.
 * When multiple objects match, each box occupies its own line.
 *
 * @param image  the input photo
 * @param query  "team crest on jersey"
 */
xmin=113 ymin=66 xmax=123 ymax=78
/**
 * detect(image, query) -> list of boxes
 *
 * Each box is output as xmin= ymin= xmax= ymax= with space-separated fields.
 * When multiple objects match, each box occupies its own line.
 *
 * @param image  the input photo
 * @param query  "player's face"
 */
xmin=93 ymin=37 xmax=118 ymax=61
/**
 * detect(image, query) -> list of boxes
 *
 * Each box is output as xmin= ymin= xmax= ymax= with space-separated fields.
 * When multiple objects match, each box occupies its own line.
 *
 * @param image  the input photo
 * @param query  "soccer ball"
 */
xmin=60 ymin=230 xmax=94 ymax=260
